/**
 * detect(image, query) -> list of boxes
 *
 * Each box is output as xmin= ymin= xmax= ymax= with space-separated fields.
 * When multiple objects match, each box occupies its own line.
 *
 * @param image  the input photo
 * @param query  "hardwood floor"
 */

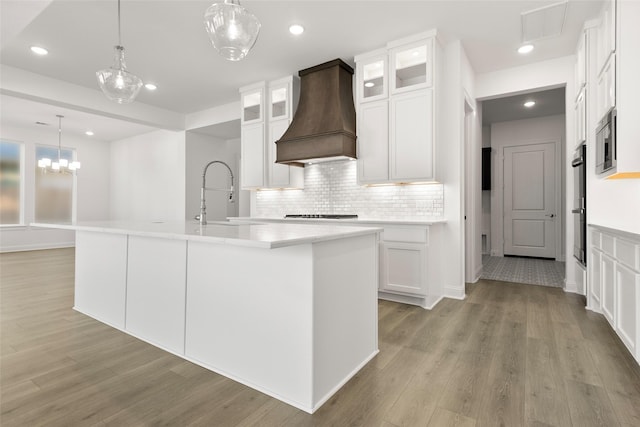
xmin=2 ymin=248 xmax=640 ymax=426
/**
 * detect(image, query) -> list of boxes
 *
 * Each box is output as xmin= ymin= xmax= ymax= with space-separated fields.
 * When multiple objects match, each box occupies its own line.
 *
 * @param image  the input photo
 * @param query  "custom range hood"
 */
xmin=276 ymin=59 xmax=356 ymax=166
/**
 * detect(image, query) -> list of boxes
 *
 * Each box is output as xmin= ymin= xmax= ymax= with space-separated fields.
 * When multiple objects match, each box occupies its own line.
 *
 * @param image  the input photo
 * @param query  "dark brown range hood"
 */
xmin=275 ymin=59 xmax=356 ymax=167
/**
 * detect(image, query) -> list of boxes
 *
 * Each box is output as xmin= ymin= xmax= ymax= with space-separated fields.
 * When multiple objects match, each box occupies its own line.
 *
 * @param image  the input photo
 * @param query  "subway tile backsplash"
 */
xmin=255 ymin=160 xmax=444 ymax=220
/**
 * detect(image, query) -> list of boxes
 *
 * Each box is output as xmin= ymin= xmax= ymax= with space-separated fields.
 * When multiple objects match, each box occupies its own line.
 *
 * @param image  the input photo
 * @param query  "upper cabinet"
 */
xmin=355 ymin=30 xmax=440 ymax=185
xmin=357 ymin=50 xmax=388 ymax=103
xmin=239 ymin=77 xmax=304 ymax=190
xmin=610 ymin=0 xmax=640 ymax=177
xmin=575 ymin=31 xmax=587 ymax=97
xmin=389 ymin=38 xmax=433 ymax=94
xmin=596 ymin=0 xmax=616 ymax=75
xmin=241 ymin=83 xmax=264 ymax=125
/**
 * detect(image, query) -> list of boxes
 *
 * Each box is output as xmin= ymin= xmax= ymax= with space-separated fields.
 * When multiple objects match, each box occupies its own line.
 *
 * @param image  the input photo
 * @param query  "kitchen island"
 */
xmin=31 ymin=220 xmax=381 ymax=414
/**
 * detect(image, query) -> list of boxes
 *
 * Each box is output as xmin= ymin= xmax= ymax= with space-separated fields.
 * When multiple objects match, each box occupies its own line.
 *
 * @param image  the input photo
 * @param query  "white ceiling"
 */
xmin=482 ymin=87 xmax=566 ymax=125
xmin=0 ymin=0 xmax=603 ymax=140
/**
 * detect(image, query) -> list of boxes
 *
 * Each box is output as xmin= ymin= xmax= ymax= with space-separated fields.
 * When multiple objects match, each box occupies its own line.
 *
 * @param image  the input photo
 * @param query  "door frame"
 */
xmin=497 ymin=138 xmax=562 ymax=260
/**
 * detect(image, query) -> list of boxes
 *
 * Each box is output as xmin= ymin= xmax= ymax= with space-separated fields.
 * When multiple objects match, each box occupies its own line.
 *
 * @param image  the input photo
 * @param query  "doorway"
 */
xmin=477 ymin=87 xmax=566 ymax=287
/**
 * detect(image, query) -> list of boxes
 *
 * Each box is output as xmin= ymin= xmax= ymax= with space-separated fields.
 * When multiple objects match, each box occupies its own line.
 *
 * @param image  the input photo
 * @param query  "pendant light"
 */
xmin=204 ymin=0 xmax=261 ymax=61
xmin=96 ymin=0 xmax=143 ymax=104
xmin=38 ymin=115 xmax=81 ymax=173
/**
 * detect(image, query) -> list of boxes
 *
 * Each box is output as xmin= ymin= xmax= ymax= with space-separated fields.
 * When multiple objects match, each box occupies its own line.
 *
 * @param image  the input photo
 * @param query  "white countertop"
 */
xmin=231 ymin=217 xmax=446 ymax=226
xmin=30 ymin=220 xmax=382 ymax=249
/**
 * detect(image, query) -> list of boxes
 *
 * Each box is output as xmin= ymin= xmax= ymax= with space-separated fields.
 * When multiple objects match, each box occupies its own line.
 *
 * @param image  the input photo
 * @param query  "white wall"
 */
xmin=438 ymin=40 xmax=478 ymax=299
xmin=110 ymin=129 xmax=186 ymax=221
xmin=0 ymin=123 xmax=110 ymax=252
xmin=185 ymin=132 xmax=240 ymax=221
xmin=489 ymin=115 xmax=566 ymax=260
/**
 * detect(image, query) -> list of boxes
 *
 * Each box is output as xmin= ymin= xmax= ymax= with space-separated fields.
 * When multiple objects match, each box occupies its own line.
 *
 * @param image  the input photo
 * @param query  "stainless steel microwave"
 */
xmin=596 ymin=107 xmax=616 ymax=174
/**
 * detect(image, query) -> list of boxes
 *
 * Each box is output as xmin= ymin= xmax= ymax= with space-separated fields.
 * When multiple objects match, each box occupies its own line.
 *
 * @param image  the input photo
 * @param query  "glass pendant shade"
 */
xmin=96 ymin=46 xmax=143 ymax=104
xmin=204 ymin=0 xmax=261 ymax=61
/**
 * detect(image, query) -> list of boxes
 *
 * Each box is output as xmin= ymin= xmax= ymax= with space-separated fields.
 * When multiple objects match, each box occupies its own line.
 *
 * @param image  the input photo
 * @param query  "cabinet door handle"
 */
xmin=546 ymin=214 xmax=555 ymax=218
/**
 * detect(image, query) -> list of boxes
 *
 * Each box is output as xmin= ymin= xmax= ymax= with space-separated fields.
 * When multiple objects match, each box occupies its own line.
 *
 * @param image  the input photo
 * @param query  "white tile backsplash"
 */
xmin=255 ymin=160 xmax=444 ymax=220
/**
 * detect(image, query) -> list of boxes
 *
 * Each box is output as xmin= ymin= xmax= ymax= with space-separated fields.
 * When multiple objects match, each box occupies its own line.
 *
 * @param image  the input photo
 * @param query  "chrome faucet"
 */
xmin=197 ymin=160 xmax=234 ymax=225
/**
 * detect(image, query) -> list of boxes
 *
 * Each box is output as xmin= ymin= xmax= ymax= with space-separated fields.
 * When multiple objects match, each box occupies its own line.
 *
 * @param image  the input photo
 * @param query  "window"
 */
xmin=0 ymin=140 xmax=23 ymax=225
xmin=35 ymin=145 xmax=75 ymax=223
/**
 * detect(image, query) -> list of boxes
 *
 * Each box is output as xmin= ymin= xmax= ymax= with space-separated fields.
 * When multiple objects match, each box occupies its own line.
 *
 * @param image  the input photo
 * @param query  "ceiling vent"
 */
xmin=521 ymin=1 xmax=568 ymax=43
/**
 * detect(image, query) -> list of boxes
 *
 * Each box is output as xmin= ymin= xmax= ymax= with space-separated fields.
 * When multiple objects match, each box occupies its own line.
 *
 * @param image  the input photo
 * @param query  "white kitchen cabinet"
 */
xmin=601 ymin=252 xmax=616 ymax=326
xmin=389 ymin=37 xmax=433 ymax=94
xmin=240 ymin=77 xmax=303 ymax=190
xmin=355 ymin=30 xmax=439 ymax=185
xmin=596 ymin=0 xmax=616 ymax=75
xmin=574 ymin=87 xmax=587 ymax=147
xmin=357 ymin=100 xmax=389 ymax=183
xmin=126 ymin=236 xmax=187 ymax=355
xmin=241 ymin=83 xmax=264 ymax=124
xmin=608 ymin=0 xmax=640 ymax=177
xmin=589 ymin=246 xmax=602 ymax=308
xmin=240 ymin=121 xmax=265 ymax=189
xmin=356 ymin=50 xmax=388 ymax=103
xmin=616 ymin=262 xmax=639 ymax=357
xmin=588 ymin=225 xmax=640 ymax=363
xmin=380 ymin=241 xmax=428 ymax=296
xmin=596 ymin=54 xmax=615 ymax=122
xmin=390 ymin=89 xmax=434 ymax=181
xmin=575 ymin=30 xmax=587 ymax=97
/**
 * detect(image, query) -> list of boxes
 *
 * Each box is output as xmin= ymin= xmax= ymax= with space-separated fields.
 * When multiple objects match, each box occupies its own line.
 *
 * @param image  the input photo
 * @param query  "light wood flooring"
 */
xmin=2 ymin=248 xmax=640 ymax=426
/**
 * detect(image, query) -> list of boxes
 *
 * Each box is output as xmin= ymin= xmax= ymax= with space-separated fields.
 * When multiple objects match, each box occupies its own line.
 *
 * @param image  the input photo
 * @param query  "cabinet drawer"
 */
xmin=616 ymin=238 xmax=640 ymax=271
xmin=383 ymin=226 xmax=428 ymax=244
xmin=602 ymin=233 xmax=615 ymax=256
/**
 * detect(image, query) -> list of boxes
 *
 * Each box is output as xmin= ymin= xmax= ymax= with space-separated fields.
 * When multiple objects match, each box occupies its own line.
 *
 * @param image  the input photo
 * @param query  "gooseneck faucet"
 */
xmin=198 ymin=160 xmax=234 ymax=225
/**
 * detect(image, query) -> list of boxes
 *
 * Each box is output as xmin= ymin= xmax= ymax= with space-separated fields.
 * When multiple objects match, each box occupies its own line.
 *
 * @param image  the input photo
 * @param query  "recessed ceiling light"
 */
xmin=289 ymin=24 xmax=304 ymax=35
xmin=524 ymin=100 xmax=536 ymax=108
xmin=85 ymin=131 xmax=94 ymax=136
xmin=364 ymin=82 xmax=375 ymax=88
xmin=30 ymin=46 xmax=48 ymax=55
xmin=144 ymin=83 xmax=157 ymax=91
xmin=518 ymin=44 xmax=534 ymax=54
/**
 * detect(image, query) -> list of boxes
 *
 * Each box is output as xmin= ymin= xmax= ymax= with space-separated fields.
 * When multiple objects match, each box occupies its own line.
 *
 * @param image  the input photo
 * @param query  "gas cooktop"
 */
xmin=284 ymin=214 xmax=359 ymax=219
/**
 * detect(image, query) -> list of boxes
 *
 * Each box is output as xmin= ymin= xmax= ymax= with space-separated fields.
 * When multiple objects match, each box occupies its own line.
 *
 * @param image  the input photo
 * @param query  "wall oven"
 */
xmin=572 ymin=144 xmax=586 ymax=266
xmin=596 ymin=107 xmax=616 ymax=174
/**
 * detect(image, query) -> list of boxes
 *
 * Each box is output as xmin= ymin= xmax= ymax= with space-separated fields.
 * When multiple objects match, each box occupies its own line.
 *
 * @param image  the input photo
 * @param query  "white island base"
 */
xmin=67 ymin=223 xmax=379 ymax=414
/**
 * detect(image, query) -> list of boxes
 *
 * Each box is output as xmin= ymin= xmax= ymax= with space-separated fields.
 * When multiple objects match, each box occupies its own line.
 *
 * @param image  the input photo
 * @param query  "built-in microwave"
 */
xmin=596 ymin=107 xmax=616 ymax=174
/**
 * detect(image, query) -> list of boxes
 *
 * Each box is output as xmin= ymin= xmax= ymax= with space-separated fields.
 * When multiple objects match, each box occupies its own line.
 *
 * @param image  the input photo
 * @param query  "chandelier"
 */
xmin=204 ymin=0 xmax=261 ymax=61
xmin=38 ymin=115 xmax=81 ymax=173
xmin=96 ymin=0 xmax=143 ymax=103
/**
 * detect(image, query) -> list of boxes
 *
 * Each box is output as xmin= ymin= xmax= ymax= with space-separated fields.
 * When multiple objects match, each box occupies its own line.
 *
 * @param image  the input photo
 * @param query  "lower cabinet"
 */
xmin=380 ymin=241 xmax=427 ymax=296
xmin=601 ymin=252 xmax=616 ymax=326
xmin=588 ymin=225 xmax=640 ymax=364
xmin=616 ymin=262 xmax=640 ymax=357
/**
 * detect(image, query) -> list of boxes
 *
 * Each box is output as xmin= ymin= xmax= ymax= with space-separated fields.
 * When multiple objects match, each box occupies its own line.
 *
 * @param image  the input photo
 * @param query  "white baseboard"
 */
xmin=444 ymin=286 xmax=466 ymax=300
xmin=564 ymin=279 xmax=579 ymax=294
xmin=0 ymin=242 xmax=75 ymax=253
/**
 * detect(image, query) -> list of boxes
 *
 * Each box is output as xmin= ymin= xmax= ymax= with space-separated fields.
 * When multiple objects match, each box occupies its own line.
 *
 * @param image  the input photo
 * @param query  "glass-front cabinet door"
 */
xmin=241 ymin=85 xmax=264 ymax=124
xmin=269 ymin=84 xmax=289 ymax=121
xmin=390 ymin=38 xmax=433 ymax=94
xmin=357 ymin=53 xmax=387 ymax=103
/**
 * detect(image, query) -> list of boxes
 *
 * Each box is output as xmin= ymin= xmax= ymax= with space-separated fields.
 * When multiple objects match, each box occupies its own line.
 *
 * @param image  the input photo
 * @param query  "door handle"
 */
xmin=546 ymin=214 xmax=555 ymax=218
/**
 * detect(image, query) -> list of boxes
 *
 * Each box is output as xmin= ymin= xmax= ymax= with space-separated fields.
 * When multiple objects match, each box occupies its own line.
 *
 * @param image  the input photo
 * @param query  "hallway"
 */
xmin=481 ymin=255 xmax=565 ymax=287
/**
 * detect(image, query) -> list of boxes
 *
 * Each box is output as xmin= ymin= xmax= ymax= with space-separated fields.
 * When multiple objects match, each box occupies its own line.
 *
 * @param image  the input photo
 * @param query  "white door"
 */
xmin=503 ymin=142 xmax=557 ymax=258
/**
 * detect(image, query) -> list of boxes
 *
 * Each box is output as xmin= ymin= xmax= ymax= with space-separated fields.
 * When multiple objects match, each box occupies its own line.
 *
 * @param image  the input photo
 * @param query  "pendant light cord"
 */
xmin=117 ymin=0 xmax=122 ymax=46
